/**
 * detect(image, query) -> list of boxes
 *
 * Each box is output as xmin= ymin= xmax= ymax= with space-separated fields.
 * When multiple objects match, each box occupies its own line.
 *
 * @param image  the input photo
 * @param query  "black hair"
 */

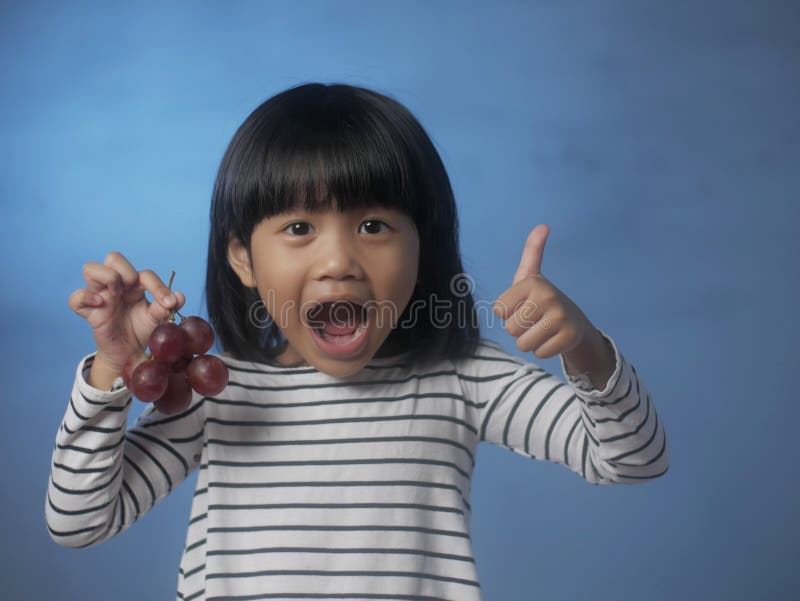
xmin=204 ymin=82 xmax=481 ymax=366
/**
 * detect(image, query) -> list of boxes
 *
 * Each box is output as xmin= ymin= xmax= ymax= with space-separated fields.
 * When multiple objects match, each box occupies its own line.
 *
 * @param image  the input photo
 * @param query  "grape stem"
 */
xmin=166 ymin=270 xmax=178 ymax=323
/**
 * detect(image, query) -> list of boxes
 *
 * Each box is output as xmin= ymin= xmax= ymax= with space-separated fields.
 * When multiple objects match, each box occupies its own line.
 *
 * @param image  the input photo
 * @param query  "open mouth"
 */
xmin=306 ymin=301 xmax=369 ymax=345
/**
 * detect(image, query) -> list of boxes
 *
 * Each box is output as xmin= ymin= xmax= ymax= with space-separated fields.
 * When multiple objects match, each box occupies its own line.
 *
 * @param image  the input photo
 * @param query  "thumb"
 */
xmin=146 ymin=290 xmax=187 ymax=325
xmin=512 ymin=224 xmax=550 ymax=286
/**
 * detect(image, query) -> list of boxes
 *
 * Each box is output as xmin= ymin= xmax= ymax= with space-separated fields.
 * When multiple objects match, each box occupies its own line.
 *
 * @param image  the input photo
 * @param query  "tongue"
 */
xmin=323 ymin=320 xmax=358 ymax=336
xmin=318 ymin=303 xmax=363 ymax=336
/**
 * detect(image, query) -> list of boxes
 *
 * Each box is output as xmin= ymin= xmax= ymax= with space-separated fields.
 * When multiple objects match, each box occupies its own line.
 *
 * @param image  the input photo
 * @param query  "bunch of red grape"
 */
xmin=122 ymin=315 xmax=229 ymax=415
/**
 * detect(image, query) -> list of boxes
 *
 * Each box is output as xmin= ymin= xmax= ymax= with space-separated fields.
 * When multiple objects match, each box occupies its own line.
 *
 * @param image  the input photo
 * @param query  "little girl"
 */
xmin=47 ymin=82 xmax=669 ymax=601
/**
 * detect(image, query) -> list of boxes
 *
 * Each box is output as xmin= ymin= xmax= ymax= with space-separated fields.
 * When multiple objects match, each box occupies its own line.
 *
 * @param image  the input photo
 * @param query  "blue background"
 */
xmin=2 ymin=1 xmax=797 ymax=599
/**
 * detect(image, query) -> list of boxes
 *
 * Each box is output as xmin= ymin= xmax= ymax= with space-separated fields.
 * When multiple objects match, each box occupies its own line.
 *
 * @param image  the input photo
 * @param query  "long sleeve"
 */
xmin=453 ymin=329 xmax=669 ymax=485
xmin=45 ymin=352 xmax=206 ymax=548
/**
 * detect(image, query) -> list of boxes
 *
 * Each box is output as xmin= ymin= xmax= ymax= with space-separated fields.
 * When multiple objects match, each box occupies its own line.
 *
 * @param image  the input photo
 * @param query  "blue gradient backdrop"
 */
xmin=2 ymin=1 xmax=797 ymax=599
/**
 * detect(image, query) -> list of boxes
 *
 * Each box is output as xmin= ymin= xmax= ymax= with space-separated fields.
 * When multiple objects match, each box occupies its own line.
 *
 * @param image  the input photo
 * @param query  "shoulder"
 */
xmin=450 ymin=338 xmax=526 ymax=366
xmin=442 ymin=338 xmax=529 ymax=380
xmin=416 ymin=340 xmax=531 ymax=404
xmin=216 ymin=352 xmax=271 ymax=378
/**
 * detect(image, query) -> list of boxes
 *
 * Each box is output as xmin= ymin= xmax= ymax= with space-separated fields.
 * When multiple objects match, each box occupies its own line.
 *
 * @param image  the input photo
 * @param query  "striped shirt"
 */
xmin=45 ymin=329 xmax=669 ymax=600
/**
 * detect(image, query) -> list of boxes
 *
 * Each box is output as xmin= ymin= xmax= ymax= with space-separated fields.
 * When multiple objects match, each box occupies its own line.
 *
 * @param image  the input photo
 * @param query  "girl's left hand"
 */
xmin=492 ymin=224 xmax=594 ymax=359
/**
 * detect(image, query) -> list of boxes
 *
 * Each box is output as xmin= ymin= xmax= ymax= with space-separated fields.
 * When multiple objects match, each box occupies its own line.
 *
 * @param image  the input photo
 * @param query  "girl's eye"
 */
xmin=284 ymin=222 xmax=313 ymax=236
xmin=283 ymin=219 xmax=389 ymax=237
xmin=359 ymin=219 xmax=390 ymax=234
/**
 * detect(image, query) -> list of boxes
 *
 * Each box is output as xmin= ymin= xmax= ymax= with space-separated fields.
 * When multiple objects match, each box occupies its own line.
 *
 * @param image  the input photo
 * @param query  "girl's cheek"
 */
xmin=270 ymin=287 xmax=306 ymax=327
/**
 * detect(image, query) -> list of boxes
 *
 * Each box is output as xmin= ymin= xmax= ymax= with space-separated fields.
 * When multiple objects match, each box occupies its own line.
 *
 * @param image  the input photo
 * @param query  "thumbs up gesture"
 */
xmin=492 ymin=224 xmax=599 ymax=361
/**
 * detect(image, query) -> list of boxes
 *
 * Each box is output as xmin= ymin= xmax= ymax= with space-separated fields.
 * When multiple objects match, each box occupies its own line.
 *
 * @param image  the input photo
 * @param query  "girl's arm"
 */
xmin=455 ymin=332 xmax=669 ymax=484
xmin=474 ymin=224 xmax=669 ymax=483
xmin=45 ymin=352 xmax=205 ymax=548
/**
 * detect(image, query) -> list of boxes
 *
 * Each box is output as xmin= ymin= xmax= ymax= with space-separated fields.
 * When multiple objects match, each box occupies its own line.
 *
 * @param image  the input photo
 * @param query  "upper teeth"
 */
xmin=308 ymin=300 xmax=364 ymax=320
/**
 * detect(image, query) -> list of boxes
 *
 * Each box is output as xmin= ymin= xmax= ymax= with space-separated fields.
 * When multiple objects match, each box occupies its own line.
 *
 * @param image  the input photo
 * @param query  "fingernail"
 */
xmin=162 ymin=293 xmax=176 ymax=305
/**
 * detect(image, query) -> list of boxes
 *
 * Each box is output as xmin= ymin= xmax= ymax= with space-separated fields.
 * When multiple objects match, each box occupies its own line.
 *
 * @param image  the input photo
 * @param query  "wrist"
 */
xmin=564 ymin=324 xmax=601 ymax=361
xmin=89 ymin=352 xmax=125 ymax=391
xmin=562 ymin=326 xmax=615 ymax=389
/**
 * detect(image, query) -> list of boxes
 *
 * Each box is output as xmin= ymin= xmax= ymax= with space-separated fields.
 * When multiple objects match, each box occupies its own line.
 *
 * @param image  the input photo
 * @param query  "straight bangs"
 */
xmin=221 ymin=84 xmax=431 ymax=248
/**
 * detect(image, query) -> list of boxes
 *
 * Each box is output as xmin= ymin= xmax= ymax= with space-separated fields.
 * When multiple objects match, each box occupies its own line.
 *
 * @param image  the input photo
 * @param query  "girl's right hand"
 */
xmin=68 ymin=251 xmax=187 ymax=376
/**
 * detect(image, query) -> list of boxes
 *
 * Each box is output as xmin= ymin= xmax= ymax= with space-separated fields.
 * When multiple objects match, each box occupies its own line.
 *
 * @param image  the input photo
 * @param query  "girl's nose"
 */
xmin=312 ymin=231 xmax=366 ymax=281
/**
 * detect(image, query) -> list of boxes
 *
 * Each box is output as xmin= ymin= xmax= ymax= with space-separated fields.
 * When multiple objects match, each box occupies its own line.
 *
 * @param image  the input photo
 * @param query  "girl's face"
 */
xmin=227 ymin=204 xmax=420 ymax=377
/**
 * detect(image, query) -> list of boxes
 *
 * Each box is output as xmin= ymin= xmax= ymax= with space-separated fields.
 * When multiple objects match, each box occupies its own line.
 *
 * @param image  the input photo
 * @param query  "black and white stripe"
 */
xmin=45 ymin=330 xmax=668 ymax=600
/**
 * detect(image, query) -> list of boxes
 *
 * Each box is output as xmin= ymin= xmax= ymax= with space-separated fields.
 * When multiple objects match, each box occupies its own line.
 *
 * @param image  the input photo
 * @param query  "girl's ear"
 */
xmin=227 ymin=237 xmax=257 ymax=288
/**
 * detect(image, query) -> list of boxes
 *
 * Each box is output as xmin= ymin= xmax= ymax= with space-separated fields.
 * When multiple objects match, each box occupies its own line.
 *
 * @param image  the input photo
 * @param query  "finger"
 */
xmin=121 ymin=281 xmax=185 ymax=311
xmin=493 ymin=274 xmax=553 ymax=320
xmin=512 ymin=224 xmax=550 ymax=286
xmin=68 ymin=288 xmax=104 ymax=318
xmin=514 ymin=315 xmax=559 ymax=356
xmin=156 ymin=290 xmax=187 ymax=315
xmin=503 ymin=300 xmax=546 ymax=337
xmin=122 ymin=282 xmax=147 ymax=304
xmin=493 ymin=283 xmax=527 ymax=320
xmin=138 ymin=269 xmax=181 ymax=311
xmin=82 ymin=262 xmax=124 ymax=294
xmin=141 ymin=289 xmax=187 ymax=327
xmin=104 ymin=251 xmax=139 ymax=289
xmin=523 ymin=326 xmax=573 ymax=359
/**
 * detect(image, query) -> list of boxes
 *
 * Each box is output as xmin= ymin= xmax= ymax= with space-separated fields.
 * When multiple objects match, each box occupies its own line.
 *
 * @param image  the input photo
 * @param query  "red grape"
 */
xmin=187 ymin=354 xmax=229 ymax=396
xmin=149 ymin=322 xmax=187 ymax=363
xmin=171 ymin=354 xmax=192 ymax=373
xmin=122 ymin=354 xmax=147 ymax=389
xmin=153 ymin=371 xmax=193 ymax=414
xmin=180 ymin=316 xmax=215 ymax=355
xmin=130 ymin=360 xmax=170 ymax=402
